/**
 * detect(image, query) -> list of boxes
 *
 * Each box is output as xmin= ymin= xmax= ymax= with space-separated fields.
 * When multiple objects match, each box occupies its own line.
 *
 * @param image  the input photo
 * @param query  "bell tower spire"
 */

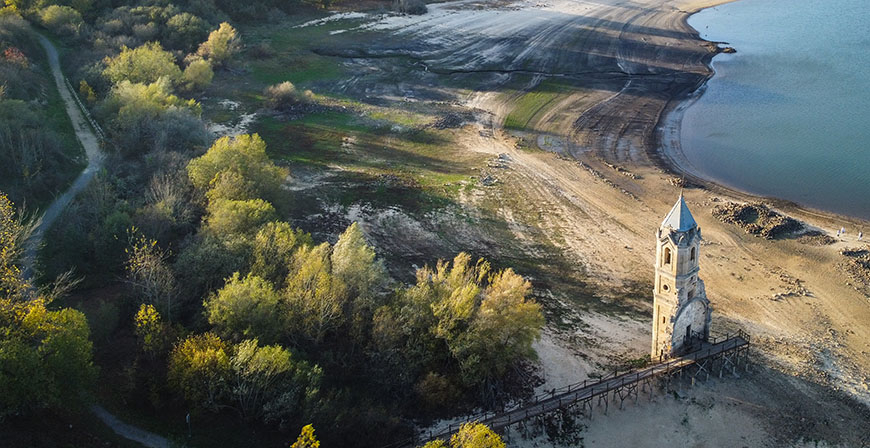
xmin=651 ymin=195 xmax=712 ymax=359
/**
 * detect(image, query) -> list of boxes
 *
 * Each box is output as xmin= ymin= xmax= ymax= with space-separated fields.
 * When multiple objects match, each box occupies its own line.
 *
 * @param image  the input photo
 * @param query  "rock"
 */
xmin=721 ymin=46 xmax=737 ymax=54
xmin=480 ymin=175 xmax=497 ymax=186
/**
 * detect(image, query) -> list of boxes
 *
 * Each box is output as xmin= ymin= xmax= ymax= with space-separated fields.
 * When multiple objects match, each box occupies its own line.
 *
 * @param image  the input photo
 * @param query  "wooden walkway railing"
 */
xmin=390 ymin=330 xmax=750 ymax=448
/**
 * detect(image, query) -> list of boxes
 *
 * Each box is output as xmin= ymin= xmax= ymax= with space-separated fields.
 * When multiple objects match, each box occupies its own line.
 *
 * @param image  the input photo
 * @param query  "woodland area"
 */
xmin=0 ymin=0 xmax=539 ymax=446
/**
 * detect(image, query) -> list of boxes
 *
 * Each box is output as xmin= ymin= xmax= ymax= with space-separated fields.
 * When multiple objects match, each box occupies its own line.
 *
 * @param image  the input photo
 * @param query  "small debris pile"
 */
xmin=431 ymin=112 xmax=471 ymax=129
xmin=840 ymin=248 xmax=870 ymax=295
xmin=712 ymin=202 xmax=802 ymax=239
xmin=796 ymin=230 xmax=837 ymax=246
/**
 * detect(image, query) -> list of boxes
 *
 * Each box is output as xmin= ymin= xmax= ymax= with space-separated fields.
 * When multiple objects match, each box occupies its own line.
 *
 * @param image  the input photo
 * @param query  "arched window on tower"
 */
xmin=690 ymin=247 xmax=696 ymax=262
xmin=664 ymin=247 xmax=672 ymax=265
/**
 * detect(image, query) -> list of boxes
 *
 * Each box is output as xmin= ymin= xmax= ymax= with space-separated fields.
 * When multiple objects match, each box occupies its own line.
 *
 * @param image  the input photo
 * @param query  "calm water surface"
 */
xmin=682 ymin=0 xmax=870 ymax=219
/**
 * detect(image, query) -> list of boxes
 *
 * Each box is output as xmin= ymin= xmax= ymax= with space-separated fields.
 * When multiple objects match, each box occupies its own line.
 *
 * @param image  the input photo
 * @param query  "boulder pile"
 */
xmin=712 ymin=202 xmax=802 ymax=239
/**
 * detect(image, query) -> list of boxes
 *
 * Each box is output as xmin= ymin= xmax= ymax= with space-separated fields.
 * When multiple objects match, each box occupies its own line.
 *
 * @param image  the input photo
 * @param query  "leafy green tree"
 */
xmin=420 ymin=423 xmax=504 ymax=448
xmin=0 ymin=194 xmax=96 ymax=418
xmin=290 ymin=424 xmax=320 ymax=448
xmin=231 ymin=339 xmax=321 ymax=420
xmin=187 ymin=134 xmax=288 ymax=203
xmin=196 ymin=22 xmax=241 ymax=67
xmin=103 ymin=42 xmax=183 ymax=86
xmin=205 ymin=198 xmax=276 ymax=237
xmin=251 ymin=221 xmax=312 ymax=286
xmin=450 ymin=423 xmax=504 ymax=448
xmin=38 ymin=5 xmax=82 ymax=35
xmin=165 ymin=13 xmax=210 ymax=51
xmin=205 ymin=273 xmax=283 ymax=343
xmin=99 ymin=78 xmax=203 ymax=155
xmin=182 ymin=58 xmax=213 ymax=91
xmin=331 ymin=222 xmax=387 ymax=342
xmin=0 ymin=299 xmax=97 ymax=418
xmin=398 ymin=253 xmax=543 ymax=392
xmin=285 ymin=243 xmax=345 ymax=343
xmin=228 ymin=339 xmax=294 ymax=420
xmin=168 ymin=332 xmax=230 ymax=411
xmin=453 ymin=268 xmax=543 ymax=386
xmin=332 ymin=222 xmax=386 ymax=304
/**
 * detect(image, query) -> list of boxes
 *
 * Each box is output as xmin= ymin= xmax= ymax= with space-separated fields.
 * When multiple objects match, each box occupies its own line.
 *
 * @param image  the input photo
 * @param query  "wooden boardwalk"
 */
xmin=406 ymin=330 xmax=750 ymax=447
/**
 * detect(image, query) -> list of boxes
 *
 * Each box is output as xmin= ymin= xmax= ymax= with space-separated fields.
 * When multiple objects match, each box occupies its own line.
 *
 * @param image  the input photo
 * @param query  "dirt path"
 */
xmin=32 ymin=33 xmax=172 ymax=448
xmin=91 ymin=406 xmax=171 ymax=448
xmin=26 ymin=34 xmax=105 ymax=272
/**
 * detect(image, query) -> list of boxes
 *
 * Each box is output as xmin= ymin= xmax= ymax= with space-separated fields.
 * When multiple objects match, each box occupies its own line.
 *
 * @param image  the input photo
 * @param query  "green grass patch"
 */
xmin=503 ymin=80 xmax=572 ymax=131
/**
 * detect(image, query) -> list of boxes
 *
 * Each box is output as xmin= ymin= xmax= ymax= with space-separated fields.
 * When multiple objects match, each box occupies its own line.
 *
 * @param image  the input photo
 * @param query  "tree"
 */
xmin=99 ymin=78 xmax=203 ymax=155
xmin=168 ymin=333 xmax=230 ymax=411
xmin=453 ymin=268 xmax=543 ymax=387
xmin=196 ymin=22 xmax=241 ymax=67
xmin=331 ymin=222 xmax=386 ymax=302
xmin=399 ymin=253 xmax=543 ymax=392
xmin=182 ymin=58 xmax=214 ymax=91
xmin=125 ymin=231 xmax=177 ymax=320
xmin=135 ymin=303 xmax=167 ymax=357
xmin=0 ymin=194 xmax=96 ymax=418
xmin=450 ymin=423 xmax=505 ymax=448
xmin=165 ymin=13 xmax=210 ymax=51
xmin=38 ymin=5 xmax=82 ymax=35
xmin=285 ymin=243 xmax=345 ymax=343
xmin=205 ymin=273 xmax=283 ymax=343
xmin=291 ymin=424 xmax=320 ymax=448
xmin=331 ymin=222 xmax=387 ymax=341
xmin=419 ymin=423 xmax=504 ymax=448
xmin=103 ymin=42 xmax=183 ymax=86
xmin=228 ymin=339 xmax=293 ymax=420
xmin=187 ymin=134 xmax=288 ymax=203
xmin=251 ymin=221 xmax=313 ymax=286
xmin=205 ymin=198 xmax=277 ymax=237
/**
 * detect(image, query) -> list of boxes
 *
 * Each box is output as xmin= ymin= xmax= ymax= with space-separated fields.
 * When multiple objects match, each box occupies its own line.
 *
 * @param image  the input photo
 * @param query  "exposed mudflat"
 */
xmin=284 ymin=0 xmax=870 ymax=445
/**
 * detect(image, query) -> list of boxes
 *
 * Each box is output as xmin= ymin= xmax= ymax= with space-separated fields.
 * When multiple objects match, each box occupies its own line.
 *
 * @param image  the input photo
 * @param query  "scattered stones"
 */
xmin=840 ymin=248 xmax=870 ymax=295
xmin=603 ymin=161 xmax=640 ymax=179
xmin=712 ymin=202 xmax=803 ymax=239
xmin=668 ymin=177 xmax=684 ymax=187
xmin=487 ymin=153 xmax=512 ymax=169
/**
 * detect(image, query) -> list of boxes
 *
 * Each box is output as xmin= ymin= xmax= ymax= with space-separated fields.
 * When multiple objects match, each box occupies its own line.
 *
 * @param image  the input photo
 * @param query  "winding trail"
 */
xmin=25 ymin=34 xmax=105 ymax=272
xmin=33 ymin=33 xmax=170 ymax=448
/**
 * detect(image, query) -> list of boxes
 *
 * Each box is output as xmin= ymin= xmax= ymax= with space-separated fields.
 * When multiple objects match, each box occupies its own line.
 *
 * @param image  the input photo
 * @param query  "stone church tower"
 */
xmin=651 ymin=195 xmax=712 ymax=359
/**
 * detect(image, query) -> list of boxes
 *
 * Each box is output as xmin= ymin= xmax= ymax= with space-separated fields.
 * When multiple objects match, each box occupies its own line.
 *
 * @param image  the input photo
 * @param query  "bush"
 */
xmin=99 ymin=79 xmax=202 ymax=155
xmin=196 ymin=22 xmax=241 ymax=67
xmin=39 ymin=5 xmax=83 ymax=35
xmin=205 ymin=198 xmax=276 ymax=236
xmin=264 ymin=81 xmax=313 ymax=111
xmin=187 ymin=134 xmax=288 ymax=203
xmin=205 ymin=273 xmax=283 ymax=343
xmin=393 ymin=0 xmax=427 ymax=15
xmin=103 ymin=42 xmax=183 ymax=86
xmin=182 ymin=58 xmax=213 ymax=91
xmin=166 ymin=13 xmax=210 ymax=51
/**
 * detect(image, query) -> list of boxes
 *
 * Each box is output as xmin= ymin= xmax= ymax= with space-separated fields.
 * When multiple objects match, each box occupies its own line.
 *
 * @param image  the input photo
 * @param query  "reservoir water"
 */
xmin=681 ymin=0 xmax=870 ymax=219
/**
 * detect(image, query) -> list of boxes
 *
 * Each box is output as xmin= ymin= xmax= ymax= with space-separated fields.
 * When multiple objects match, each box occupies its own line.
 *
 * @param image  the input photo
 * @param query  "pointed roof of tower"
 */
xmin=661 ymin=194 xmax=697 ymax=231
